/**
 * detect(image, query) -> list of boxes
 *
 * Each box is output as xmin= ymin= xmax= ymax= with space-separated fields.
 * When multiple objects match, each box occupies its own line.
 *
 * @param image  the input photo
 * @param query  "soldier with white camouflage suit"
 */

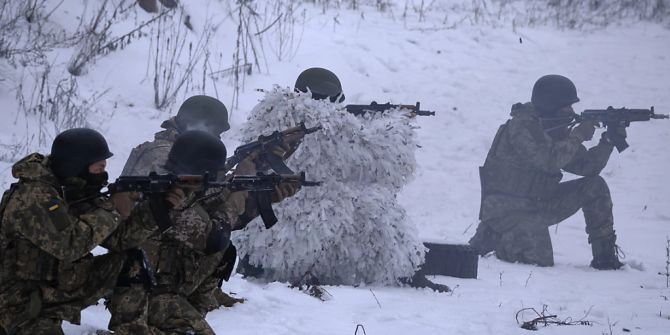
xmin=469 ymin=74 xmax=625 ymax=270
xmin=0 ymin=128 xmax=181 ymax=335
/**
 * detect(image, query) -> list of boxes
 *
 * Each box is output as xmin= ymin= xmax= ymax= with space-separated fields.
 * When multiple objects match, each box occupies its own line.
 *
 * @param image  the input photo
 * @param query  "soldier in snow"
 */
xmin=143 ymin=130 xmax=228 ymax=334
xmin=0 ymin=128 xmax=180 ymax=335
xmin=234 ymin=68 xmax=448 ymax=292
xmin=469 ymin=74 xmax=625 ymax=270
xmin=120 ymin=95 xmax=300 ymax=312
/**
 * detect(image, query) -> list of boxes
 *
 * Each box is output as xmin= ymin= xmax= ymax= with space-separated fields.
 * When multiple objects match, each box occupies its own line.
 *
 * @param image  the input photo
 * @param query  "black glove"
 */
xmin=601 ymin=126 xmax=627 ymax=145
xmin=149 ymin=196 xmax=174 ymax=232
xmin=205 ymin=223 xmax=231 ymax=255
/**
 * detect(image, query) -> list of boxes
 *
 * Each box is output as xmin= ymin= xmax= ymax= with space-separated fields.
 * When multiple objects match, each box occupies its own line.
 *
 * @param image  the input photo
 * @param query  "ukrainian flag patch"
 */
xmin=47 ymin=200 xmax=60 ymax=212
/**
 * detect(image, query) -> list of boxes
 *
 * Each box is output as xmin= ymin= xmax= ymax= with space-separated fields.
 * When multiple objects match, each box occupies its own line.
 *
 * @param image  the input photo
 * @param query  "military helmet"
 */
xmin=165 ymin=130 xmax=227 ymax=175
xmin=50 ymin=128 xmax=113 ymax=179
xmin=175 ymin=95 xmax=230 ymax=135
xmin=294 ymin=67 xmax=345 ymax=103
xmin=531 ymin=74 xmax=580 ymax=116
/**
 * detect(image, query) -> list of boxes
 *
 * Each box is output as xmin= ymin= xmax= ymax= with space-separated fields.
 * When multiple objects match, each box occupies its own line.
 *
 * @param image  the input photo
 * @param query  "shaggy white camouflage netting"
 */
xmin=233 ymin=87 xmax=425 ymax=286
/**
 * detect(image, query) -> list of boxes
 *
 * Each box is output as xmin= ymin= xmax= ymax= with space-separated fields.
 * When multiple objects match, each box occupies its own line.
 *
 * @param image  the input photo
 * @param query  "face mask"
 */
xmin=79 ymin=171 xmax=109 ymax=189
xmin=61 ymin=171 xmax=108 ymax=202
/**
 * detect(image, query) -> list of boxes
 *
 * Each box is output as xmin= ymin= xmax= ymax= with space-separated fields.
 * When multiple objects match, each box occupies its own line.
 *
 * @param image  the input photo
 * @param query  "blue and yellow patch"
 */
xmin=46 ymin=200 xmax=60 ymax=212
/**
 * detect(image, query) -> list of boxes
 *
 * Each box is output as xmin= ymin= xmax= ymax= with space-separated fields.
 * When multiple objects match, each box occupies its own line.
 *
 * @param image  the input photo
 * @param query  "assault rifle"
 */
xmin=108 ymin=171 xmax=321 ymax=228
xmin=225 ymin=122 xmax=322 ymax=174
xmin=547 ymin=106 xmax=668 ymax=153
xmin=345 ymin=101 xmax=436 ymax=117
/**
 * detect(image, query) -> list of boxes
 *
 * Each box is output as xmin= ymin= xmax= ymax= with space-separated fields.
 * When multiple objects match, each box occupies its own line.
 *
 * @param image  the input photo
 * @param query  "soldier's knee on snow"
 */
xmin=496 ymin=223 xmax=554 ymax=267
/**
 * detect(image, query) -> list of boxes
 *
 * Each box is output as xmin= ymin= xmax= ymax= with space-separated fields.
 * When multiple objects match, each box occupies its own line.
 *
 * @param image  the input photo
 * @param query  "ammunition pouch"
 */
xmin=213 ymin=243 xmax=237 ymax=284
xmin=56 ymin=253 xmax=94 ymax=292
xmin=480 ymin=160 xmax=562 ymax=200
xmin=4 ymin=239 xmax=57 ymax=282
xmin=0 ymin=282 xmax=42 ymax=335
xmin=205 ymin=224 xmax=231 ymax=255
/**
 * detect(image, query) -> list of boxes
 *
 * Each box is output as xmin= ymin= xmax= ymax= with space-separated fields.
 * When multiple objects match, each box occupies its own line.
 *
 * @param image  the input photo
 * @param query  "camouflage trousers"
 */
xmin=108 ymin=249 xmax=156 ymax=335
xmin=188 ymin=244 xmax=239 ymax=314
xmin=0 ymin=253 xmax=124 ymax=335
xmin=148 ymin=293 xmax=216 ymax=335
xmin=145 ymin=246 xmax=239 ymax=335
xmin=470 ymin=175 xmax=615 ymax=267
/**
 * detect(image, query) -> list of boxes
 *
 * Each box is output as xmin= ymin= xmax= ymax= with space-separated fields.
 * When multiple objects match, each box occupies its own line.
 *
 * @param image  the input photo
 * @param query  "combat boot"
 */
xmin=590 ymin=235 xmax=624 ymax=270
xmin=403 ymin=271 xmax=451 ymax=293
xmin=213 ymin=289 xmax=245 ymax=308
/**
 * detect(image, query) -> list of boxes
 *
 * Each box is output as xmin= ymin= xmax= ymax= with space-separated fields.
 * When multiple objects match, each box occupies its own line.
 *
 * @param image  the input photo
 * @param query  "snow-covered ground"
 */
xmin=2 ymin=1 xmax=669 ymax=334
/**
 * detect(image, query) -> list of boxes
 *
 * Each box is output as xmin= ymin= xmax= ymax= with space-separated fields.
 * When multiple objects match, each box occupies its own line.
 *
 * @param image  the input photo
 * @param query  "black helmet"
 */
xmin=165 ymin=130 xmax=227 ymax=175
xmin=294 ymin=67 xmax=345 ymax=103
xmin=175 ymin=95 xmax=230 ymax=135
xmin=531 ymin=74 xmax=580 ymax=116
xmin=50 ymin=128 xmax=113 ymax=179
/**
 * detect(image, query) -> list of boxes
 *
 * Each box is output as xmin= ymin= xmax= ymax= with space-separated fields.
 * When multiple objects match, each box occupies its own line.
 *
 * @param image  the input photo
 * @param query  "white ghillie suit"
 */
xmin=233 ymin=87 xmax=425 ymax=286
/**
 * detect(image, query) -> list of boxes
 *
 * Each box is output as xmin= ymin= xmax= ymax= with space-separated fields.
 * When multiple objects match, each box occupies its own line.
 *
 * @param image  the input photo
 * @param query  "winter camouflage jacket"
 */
xmin=147 ymin=197 xmax=228 ymax=297
xmin=479 ymin=102 xmax=613 ymax=222
xmin=0 ymin=153 xmax=159 ymax=329
xmin=122 ymin=118 xmax=255 ymax=230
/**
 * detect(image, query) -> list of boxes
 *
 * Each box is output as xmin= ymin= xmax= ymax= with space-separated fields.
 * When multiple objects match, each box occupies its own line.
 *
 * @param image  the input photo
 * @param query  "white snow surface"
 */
xmin=0 ymin=1 xmax=668 ymax=334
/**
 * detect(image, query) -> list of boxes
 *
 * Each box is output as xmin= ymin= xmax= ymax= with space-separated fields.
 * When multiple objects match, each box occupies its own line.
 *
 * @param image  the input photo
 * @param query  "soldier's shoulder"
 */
xmin=132 ymin=138 xmax=174 ymax=154
xmin=8 ymin=176 xmax=57 ymax=200
xmin=2 ymin=179 xmax=60 ymax=228
xmin=508 ymin=103 xmax=540 ymax=128
xmin=123 ymin=139 xmax=174 ymax=175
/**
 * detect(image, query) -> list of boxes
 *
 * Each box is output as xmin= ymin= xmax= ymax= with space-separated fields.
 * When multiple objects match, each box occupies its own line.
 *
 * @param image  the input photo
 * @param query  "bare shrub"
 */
xmin=0 ymin=0 xmax=75 ymax=67
xmin=9 ymin=64 xmax=106 ymax=160
xmin=67 ymin=0 xmax=137 ymax=76
xmin=149 ymin=9 xmax=213 ymax=110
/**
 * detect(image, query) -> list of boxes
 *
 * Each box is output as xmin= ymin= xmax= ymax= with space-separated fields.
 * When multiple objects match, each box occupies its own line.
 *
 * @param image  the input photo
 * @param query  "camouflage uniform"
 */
xmin=145 ymin=197 xmax=231 ymax=335
xmin=122 ymin=118 xmax=249 ymax=227
xmin=122 ymin=118 xmax=248 ymax=316
xmin=469 ymin=102 xmax=615 ymax=266
xmin=122 ymin=118 xmax=179 ymax=176
xmin=0 ymin=153 xmax=159 ymax=335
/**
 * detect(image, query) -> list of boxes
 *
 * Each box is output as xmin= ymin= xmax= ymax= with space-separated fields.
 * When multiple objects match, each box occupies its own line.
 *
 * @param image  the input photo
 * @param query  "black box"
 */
xmin=422 ymin=242 xmax=478 ymax=279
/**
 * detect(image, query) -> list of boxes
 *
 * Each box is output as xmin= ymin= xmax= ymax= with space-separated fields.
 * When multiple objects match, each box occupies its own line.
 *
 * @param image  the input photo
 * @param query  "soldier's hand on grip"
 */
xmin=165 ymin=186 xmax=187 ymax=209
xmin=602 ymin=126 xmax=627 ymax=144
xmin=269 ymin=142 xmax=292 ymax=159
xmin=571 ymin=120 xmax=597 ymax=142
xmin=271 ymin=181 xmax=301 ymax=203
xmin=111 ymin=192 xmax=135 ymax=218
